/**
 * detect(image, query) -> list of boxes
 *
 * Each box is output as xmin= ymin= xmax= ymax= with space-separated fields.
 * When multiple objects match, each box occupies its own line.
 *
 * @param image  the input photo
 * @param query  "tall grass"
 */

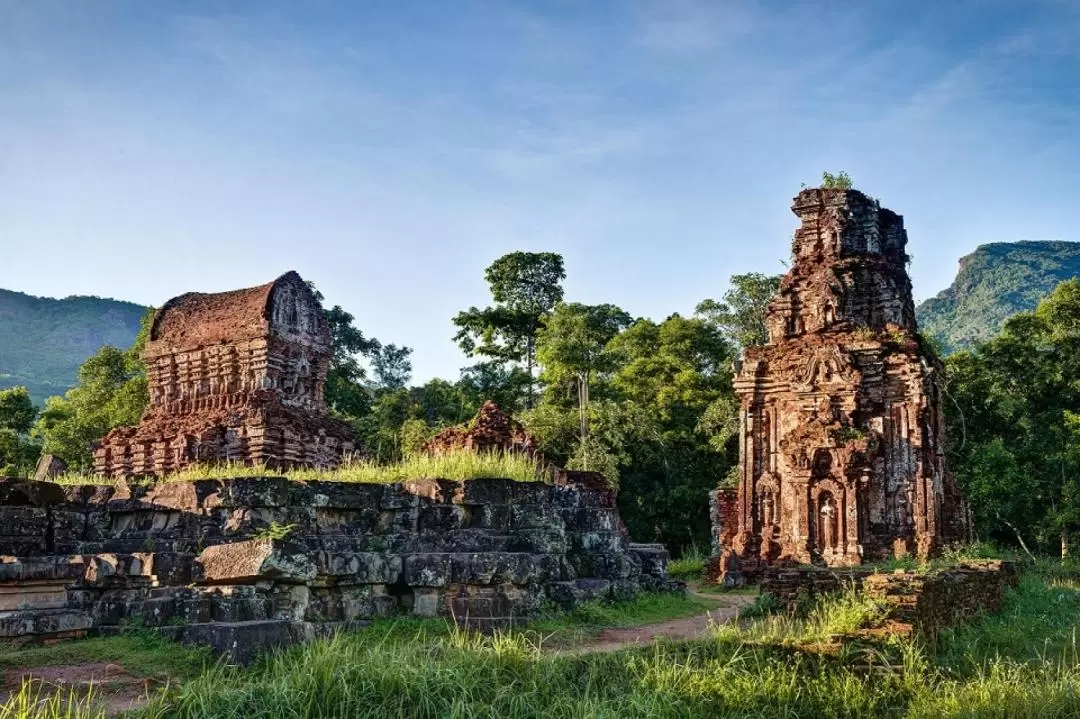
xmin=0 ymin=682 xmax=104 ymax=719
xmin=7 ymin=567 xmax=1080 ymax=718
xmin=668 ymin=547 xmax=707 ymax=581
xmin=50 ymin=449 xmax=550 ymax=486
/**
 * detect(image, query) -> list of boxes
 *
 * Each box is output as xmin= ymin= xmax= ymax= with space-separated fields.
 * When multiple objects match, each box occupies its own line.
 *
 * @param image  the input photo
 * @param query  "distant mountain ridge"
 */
xmin=0 ymin=288 xmax=147 ymax=404
xmin=916 ymin=240 xmax=1080 ymax=354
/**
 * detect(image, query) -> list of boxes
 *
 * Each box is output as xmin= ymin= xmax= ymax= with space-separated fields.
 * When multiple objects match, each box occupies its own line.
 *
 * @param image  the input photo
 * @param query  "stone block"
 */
xmin=570 ymin=531 xmax=628 ymax=554
xmin=0 ymin=581 xmax=69 ymax=611
xmin=411 ymin=588 xmax=443 ymax=618
xmin=292 ymin=481 xmax=383 ymax=509
xmin=507 ymin=529 xmax=568 ymax=554
xmin=0 ymin=507 xmax=49 ymax=538
xmin=461 ymin=479 xmax=518 ymax=506
xmin=629 ymin=543 xmax=669 ymax=577
xmin=0 ymin=479 xmax=66 ymax=507
xmin=403 ymin=554 xmax=451 ymax=587
xmin=314 ymin=551 xmax=401 ymax=584
xmin=510 ymin=504 xmax=558 ymax=530
xmin=194 ymin=539 xmax=316 ymax=585
xmin=464 ymin=504 xmax=511 ymax=531
xmin=207 ymin=478 xmax=292 ymax=509
xmin=313 ymin=508 xmax=379 ymax=535
xmin=419 ymin=505 xmax=467 ymax=534
xmin=174 ymin=619 xmax=307 ymax=664
xmin=0 ymin=558 xmax=85 ymax=583
xmin=0 ymin=608 xmax=91 ymax=638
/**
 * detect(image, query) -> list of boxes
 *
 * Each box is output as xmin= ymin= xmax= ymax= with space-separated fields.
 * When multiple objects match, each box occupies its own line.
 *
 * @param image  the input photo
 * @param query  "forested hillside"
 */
xmin=0 ymin=289 xmax=146 ymax=403
xmin=916 ymin=241 xmax=1080 ymax=353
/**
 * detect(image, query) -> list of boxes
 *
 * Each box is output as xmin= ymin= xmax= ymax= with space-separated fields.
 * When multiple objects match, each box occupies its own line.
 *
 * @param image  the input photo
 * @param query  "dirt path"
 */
xmin=571 ymin=593 xmax=755 ymax=654
xmin=0 ymin=663 xmax=163 ymax=716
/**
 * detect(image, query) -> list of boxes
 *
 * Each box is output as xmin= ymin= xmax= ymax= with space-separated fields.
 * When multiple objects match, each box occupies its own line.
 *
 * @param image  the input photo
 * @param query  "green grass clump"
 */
xmin=719 ymin=586 xmax=888 ymax=646
xmin=51 ymin=449 xmax=550 ymax=486
xmin=668 ymin=548 xmax=707 ymax=581
xmin=0 ymin=630 xmax=211 ymax=681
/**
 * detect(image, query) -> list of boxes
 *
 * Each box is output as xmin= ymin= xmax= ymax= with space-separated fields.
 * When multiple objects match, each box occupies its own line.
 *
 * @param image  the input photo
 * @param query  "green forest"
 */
xmin=4 ymin=247 xmax=1080 ymax=560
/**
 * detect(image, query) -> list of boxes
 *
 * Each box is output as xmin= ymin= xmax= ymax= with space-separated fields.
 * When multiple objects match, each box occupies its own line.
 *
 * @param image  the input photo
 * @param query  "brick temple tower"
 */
xmin=728 ymin=188 xmax=966 ymax=568
xmin=94 ymin=271 xmax=356 ymax=477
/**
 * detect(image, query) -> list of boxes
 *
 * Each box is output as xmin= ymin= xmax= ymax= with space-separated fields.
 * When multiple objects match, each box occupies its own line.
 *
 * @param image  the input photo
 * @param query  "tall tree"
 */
xmin=0 ymin=387 xmax=40 ymax=476
xmin=696 ymin=273 xmax=781 ymax=351
xmin=536 ymin=302 xmax=631 ymax=457
xmin=0 ymin=387 xmax=37 ymax=435
xmin=453 ymin=252 xmax=565 ymax=408
xmin=307 ymin=285 xmax=382 ymax=418
xmin=371 ymin=344 xmax=413 ymax=391
xmin=605 ymin=314 xmax=738 ymax=550
xmin=946 ymin=279 xmax=1080 ymax=557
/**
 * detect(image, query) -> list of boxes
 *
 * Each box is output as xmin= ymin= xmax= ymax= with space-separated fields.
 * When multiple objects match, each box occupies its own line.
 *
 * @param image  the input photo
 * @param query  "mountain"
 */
xmin=916 ymin=240 xmax=1080 ymax=354
xmin=0 ymin=289 xmax=147 ymax=405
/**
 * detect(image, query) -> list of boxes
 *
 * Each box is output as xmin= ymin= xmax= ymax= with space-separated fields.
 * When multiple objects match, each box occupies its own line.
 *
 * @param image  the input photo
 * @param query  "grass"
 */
xmin=6 ymin=568 xmax=1080 ymax=718
xmin=50 ymin=449 xmax=550 ymax=486
xmin=0 ymin=631 xmax=211 ymax=681
xmin=667 ymin=548 xmax=707 ymax=581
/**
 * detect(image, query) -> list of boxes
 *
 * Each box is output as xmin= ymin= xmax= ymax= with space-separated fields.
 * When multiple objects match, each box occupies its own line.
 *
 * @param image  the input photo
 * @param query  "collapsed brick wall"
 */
xmin=862 ymin=560 xmax=1019 ymax=640
xmin=760 ymin=560 xmax=1018 ymax=639
xmin=0 ymin=476 xmax=673 ymax=662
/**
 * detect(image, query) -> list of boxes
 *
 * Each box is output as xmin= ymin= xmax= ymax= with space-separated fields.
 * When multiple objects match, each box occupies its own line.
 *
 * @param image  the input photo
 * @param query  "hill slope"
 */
xmin=916 ymin=240 xmax=1080 ymax=354
xmin=0 ymin=289 xmax=147 ymax=404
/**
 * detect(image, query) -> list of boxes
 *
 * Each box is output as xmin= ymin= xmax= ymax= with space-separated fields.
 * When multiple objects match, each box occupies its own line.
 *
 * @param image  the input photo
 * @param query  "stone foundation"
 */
xmin=760 ymin=560 xmax=1018 ymax=639
xmin=0 ymin=475 xmax=675 ymax=661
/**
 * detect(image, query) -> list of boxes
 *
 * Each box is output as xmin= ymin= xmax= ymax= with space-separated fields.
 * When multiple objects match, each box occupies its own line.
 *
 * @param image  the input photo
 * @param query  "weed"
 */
xmin=253 ymin=522 xmax=296 ymax=541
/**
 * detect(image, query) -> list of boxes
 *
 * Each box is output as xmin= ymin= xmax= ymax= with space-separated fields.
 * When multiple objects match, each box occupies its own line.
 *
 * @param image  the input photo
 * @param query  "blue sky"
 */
xmin=2 ymin=1 xmax=1078 ymax=383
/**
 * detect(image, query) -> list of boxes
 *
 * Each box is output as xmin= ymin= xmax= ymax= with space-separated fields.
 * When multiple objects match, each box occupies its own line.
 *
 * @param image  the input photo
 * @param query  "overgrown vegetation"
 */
xmin=7 ymin=566 xmax=1080 ymax=718
xmin=946 ymin=279 xmax=1080 ymax=557
xmin=51 ymin=449 xmax=550 ymax=486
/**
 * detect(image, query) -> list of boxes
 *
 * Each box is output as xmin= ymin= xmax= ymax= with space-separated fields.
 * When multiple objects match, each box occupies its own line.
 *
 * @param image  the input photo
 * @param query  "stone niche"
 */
xmin=94 ymin=271 xmax=356 ymax=477
xmin=0 ymin=476 xmax=674 ymax=662
xmin=721 ymin=188 xmax=968 ymax=573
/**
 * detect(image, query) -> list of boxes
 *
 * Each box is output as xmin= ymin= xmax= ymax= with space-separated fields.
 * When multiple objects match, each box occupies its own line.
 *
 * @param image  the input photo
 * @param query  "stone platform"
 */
xmin=0 ymin=476 xmax=675 ymax=661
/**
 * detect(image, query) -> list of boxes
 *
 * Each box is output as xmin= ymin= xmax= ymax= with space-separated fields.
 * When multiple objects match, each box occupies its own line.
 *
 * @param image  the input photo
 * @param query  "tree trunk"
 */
xmin=525 ymin=340 xmax=535 ymax=409
xmin=997 ymin=512 xmax=1035 ymax=559
xmin=577 ymin=373 xmax=589 ymax=471
xmin=1063 ymin=527 xmax=1070 ymax=560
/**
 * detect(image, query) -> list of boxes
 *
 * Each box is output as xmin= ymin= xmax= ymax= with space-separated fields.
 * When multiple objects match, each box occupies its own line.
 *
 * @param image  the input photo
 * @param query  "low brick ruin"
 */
xmin=0 ymin=475 xmax=673 ymax=662
xmin=759 ymin=560 xmax=1018 ymax=641
xmin=94 ymin=271 xmax=355 ymax=477
xmin=721 ymin=187 xmax=967 ymax=575
xmin=424 ymin=401 xmax=539 ymax=458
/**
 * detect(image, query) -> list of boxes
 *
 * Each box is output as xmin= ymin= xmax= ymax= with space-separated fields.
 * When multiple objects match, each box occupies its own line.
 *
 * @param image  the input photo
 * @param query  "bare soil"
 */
xmin=571 ymin=593 xmax=755 ymax=654
xmin=0 ymin=662 xmax=165 ymax=716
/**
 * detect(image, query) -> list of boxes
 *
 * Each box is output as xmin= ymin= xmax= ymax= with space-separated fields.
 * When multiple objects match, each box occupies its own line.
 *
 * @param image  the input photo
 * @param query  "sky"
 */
xmin=2 ymin=0 xmax=1078 ymax=383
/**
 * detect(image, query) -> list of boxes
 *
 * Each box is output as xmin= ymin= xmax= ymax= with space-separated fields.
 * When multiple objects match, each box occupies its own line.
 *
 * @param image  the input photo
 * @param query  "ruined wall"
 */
xmin=94 ymin=271 xmax=355 ymax=477
xmin=759 ymin=560 xmax=1018 ymax=640
xmin=0 ymin=476 xmax=673 ymax=661
xmin=727 ymin=188 xmax=966 ymax=571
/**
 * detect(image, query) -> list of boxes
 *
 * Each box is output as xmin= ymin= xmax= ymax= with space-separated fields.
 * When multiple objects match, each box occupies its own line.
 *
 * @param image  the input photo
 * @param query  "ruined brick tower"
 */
xmin=94 ymin=271 xmax=355 ymax=476
xmin=729 ymin=188 xmax=966 ymax=567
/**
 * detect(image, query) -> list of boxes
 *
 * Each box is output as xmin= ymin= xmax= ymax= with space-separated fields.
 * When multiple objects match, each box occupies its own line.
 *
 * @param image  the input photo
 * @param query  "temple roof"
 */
xmin=148 ymin=271 xmax=306 ymax=348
